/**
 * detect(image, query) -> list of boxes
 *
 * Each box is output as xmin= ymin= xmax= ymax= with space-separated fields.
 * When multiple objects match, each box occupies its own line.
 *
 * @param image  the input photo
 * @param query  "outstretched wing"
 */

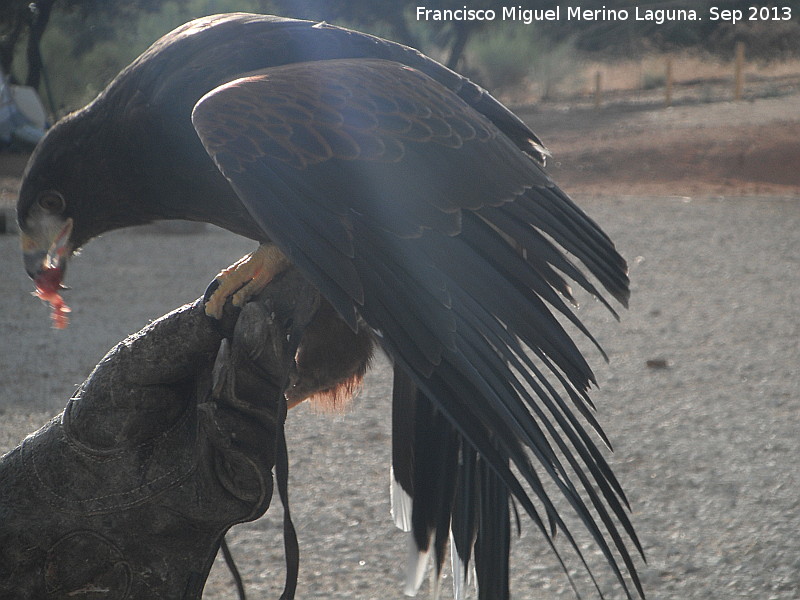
xmin=192 ymin=58 xmax=641 ymax=598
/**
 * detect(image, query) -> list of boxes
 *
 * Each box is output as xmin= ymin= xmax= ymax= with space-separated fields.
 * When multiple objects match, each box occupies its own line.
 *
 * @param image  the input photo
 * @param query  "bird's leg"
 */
xmin=204 ymin=243 xmax=291 ymax=319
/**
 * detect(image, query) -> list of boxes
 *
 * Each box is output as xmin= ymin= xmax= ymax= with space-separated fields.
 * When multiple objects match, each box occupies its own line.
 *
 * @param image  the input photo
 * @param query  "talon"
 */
xmin=204 ymin=243 xmax=291 ymax=319
xmin=203 ymin=278 xmax=221 ymax=304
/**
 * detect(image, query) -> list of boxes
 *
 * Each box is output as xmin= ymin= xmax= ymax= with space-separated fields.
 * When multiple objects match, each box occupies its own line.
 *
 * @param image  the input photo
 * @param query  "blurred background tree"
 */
xmin=1 ymin=0 xmax=190 ymax=114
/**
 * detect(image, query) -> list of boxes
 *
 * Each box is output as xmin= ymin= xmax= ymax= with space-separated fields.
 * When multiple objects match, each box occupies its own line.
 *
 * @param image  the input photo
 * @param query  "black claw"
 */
xmin=203 ymin=278 xmax=221 ymax=304
xmin=202 ymin=277 xmax=239 ymax=338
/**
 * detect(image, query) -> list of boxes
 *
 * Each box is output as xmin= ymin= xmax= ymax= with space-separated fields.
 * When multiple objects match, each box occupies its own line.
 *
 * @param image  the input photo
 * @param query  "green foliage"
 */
xmin=528 ymin=34 xmax=580 ymax=100
xmin=469 ymin=24 xmax=579 ymax=99
xmin=33 ymin=0 xmax=280 ymax=114
xmin=271 ymin=0 xmax=416 ymax=44
xmin=468 ymin=26 xmax=534 ymax=91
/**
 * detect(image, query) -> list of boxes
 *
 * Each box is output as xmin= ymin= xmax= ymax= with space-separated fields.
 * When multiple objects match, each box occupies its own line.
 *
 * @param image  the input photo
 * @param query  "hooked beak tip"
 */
xmin=25 ymin=252 xmax=68 ymax=296
xmin=21 ymin=217 xmax=74 ymax=283
xmin=24 ymin=249 xmax=49 ymax=280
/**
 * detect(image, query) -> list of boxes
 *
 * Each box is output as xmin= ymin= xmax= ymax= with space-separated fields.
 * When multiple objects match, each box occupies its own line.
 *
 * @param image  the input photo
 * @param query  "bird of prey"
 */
xmin=17 ymin=13 xmax=642 ymax=599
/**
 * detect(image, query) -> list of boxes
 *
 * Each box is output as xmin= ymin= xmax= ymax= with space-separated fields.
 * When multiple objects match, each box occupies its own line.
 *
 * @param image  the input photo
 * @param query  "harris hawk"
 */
xmin=16 ymin=13 xmax=643 ymax=599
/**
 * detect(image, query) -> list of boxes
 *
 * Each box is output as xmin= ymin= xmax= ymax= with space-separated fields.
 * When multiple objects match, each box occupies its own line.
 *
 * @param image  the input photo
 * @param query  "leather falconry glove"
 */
xmin=0 ymin=268 xmax=319 ymax=599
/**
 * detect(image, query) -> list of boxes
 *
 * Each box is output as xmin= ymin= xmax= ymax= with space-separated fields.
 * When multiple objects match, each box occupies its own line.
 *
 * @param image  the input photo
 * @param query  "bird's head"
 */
xmin=16 ymin=128 xmax=84 ymax=329
xmin=19 ymin=147 xmax=79 ymax=308
xmin=16 ymin=105 xmax=155 ymax=297
xmin=16 ymin=107 xmax=159 ymax=328
xmin=17 ymin=114 xmax=94 ymax=295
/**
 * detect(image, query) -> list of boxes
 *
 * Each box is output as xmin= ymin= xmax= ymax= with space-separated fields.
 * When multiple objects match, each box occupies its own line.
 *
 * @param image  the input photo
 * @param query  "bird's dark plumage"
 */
xmin=17 ymin=13 xmax=641 ymax=599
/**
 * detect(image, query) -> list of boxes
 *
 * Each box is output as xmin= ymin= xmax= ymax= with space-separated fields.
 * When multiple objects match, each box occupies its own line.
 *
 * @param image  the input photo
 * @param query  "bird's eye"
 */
xmin=37 ymin=191 xmax=66 ymax=214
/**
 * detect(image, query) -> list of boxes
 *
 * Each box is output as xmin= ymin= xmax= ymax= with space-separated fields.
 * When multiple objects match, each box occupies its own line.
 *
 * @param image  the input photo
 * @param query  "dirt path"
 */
xmin=520 ymin=92 xmax=800 ymax=198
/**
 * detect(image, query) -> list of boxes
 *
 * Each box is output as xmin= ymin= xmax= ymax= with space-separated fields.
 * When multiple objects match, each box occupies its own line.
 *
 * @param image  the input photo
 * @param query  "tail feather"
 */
xmin=392 ymin=364 xmax=516 ymax=599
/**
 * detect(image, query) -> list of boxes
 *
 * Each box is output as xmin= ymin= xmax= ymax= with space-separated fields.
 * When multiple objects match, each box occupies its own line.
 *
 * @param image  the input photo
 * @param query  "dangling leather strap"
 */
xmin=277 ymin=407 xmax=299 ymax=600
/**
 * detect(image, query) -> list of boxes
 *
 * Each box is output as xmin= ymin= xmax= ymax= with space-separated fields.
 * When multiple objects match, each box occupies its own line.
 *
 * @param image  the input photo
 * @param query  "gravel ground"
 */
xmin=1 ymin=191 xmax=798 ymax=599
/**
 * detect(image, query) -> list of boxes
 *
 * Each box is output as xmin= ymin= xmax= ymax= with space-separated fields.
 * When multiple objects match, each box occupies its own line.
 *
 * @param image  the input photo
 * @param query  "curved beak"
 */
xmin=20 ymin=217 xmax=74 ymax=291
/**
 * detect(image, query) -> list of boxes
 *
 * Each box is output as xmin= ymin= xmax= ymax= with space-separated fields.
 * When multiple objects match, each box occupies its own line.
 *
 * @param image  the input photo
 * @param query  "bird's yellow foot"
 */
xmin=204 ymin=243 xmax=291 ymax=319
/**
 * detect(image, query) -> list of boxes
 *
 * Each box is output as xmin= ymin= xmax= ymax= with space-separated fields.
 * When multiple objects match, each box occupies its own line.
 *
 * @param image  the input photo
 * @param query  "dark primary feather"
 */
xmin=191 ymin=38 xmax=640 ymax=599
xmin=18 ymin=13 xmax=640 ymax=599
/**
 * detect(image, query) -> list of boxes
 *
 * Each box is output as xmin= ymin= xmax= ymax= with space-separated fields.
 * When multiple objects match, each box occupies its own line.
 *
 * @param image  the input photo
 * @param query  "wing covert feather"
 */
xmin=192 ymin=57 xmax=640 ymax=599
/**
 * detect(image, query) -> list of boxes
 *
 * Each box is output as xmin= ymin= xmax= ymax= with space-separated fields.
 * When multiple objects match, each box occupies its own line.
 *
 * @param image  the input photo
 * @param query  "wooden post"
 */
xmin=594 ymin=71 xmax=602 ymax=109
xmin=665 ymin=57 xmax=673 ymax=107
xmin=734 ymin=42 xmax=745 ymax=100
